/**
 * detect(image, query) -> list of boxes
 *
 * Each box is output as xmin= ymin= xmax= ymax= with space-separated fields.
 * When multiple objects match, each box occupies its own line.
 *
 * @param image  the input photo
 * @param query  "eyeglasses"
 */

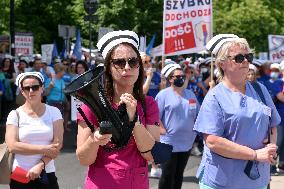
xmin=22 ymin=84 xmax=41 ymax=92
xmin=171 ymin=75 xmax=186 ymax=79
xmin=228 ymin=53 xmax=254 ymax=63
xmin=111 ymin=57 xmax=140 ymax=69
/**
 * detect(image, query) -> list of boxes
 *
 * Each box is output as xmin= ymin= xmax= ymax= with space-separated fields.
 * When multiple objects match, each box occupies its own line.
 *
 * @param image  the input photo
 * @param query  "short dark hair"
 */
xmin=75 ymin=60 xmax=88 ymax=74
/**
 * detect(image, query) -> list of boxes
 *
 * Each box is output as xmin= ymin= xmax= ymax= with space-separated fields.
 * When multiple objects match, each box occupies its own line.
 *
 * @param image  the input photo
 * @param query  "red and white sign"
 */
xmin=188 ymin=99 xmax=197 ymax=109
xmin=268 ymin=35 xmax=284 ymax=63
xmin=163 ymin=0 xmax=212 ymax=56
xmin=15 ymin=33 xmax=33 ymax=55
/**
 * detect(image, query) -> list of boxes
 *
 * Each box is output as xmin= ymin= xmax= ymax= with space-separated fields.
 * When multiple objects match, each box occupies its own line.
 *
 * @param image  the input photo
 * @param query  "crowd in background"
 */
xmin=1 ymin=49 xmax=284 ymax=179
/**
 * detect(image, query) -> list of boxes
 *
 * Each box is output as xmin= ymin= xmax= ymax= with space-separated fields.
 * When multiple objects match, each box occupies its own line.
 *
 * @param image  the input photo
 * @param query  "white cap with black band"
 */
xmin=206 ymin=34 xmax=239 ymax=55
xmin=97 ymin=30 xmax=139 ymax=59
xmin=15 ymin=72 xmax=44 ymax=87
xmin=161 ymin=63 xmax=181 ymax=78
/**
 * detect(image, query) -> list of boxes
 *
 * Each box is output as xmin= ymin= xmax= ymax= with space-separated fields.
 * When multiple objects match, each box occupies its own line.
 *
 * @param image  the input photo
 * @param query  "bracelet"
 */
xmin=40 ymin=158 xmax=46 ymax=169
xmin=253 ymin=150 xmax=257 ymax=161
xmin=140 ymin=149 xmax=152 ymax=154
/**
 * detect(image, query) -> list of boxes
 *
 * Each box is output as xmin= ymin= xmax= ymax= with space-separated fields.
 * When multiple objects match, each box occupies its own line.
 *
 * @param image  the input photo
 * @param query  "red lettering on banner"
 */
xmin=272 ymin=51 xmax=284 ymax=60
xmin=165 ymin=8 xmax=211 ymax=21
xmin=16 ymin=48 xmax=29 ymax=54
xmin=164 ymin=22 xmax=196 ymax=54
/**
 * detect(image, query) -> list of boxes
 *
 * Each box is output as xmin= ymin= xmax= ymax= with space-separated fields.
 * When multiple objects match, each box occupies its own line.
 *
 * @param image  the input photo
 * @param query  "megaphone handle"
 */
xmin=77 ymin=107 xmax=95 ymax=133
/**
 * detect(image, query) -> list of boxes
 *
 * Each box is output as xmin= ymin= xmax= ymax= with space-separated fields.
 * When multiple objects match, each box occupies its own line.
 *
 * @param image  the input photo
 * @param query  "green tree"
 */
xmin=1 ymin=0 xmax=284 ymax=53
xmin=213 ymin=0 xmax=284 ymax=52
xmin=0 ymin=0 xmax=10 ymax=35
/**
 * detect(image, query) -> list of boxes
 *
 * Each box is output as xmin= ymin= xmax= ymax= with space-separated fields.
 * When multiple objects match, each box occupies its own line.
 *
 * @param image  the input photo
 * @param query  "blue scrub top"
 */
xmin=194 ymin=81 xmax=281 ymax=189
xmin=187 ymin=79 xmax=205 ymax=105
xmin=45 ymin=78 xmax=65 ymax=103
xmin=265 ymin=79 xmax=284 ymax=125
xmin=155 ymin=87 xmax=200 ymax=152
xmin=147 ymin=72 xmax=161 ymax=98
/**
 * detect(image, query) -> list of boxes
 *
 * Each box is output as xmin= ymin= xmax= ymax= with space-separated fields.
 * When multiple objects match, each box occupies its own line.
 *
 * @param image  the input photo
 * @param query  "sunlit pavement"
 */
xmin=0 ymin=124 xmax=283 ymax=189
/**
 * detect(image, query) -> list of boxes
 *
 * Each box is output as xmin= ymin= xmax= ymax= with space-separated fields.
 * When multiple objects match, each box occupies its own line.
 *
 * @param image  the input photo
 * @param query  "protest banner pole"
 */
xmin=160 ymin=55 xmax=167 ymax=90
xmin=210 ymin=53 xmax=214 ymax=81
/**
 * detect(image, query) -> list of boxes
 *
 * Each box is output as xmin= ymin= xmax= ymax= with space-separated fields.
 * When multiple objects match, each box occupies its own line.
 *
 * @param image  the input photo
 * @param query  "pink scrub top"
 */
xmin=77 ymin=96 xmax=159 ymax=189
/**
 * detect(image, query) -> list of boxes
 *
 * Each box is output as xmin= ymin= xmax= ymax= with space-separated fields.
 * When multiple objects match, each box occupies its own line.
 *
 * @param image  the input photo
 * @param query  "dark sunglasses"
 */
xmin=171 ymin=75 xmax=186 ymax=79
xmin=111 ymin=57 xmax=140 ymax=69
xmin=22 ymin=84 xmax=41 ymax=91
xmin=229 ymin=53 xmax=254 ymax=63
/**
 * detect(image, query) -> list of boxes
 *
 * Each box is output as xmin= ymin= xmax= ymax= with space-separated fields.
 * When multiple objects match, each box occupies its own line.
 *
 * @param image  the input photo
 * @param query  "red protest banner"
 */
xmin=164 ymin=22 xmax=196 ymax=54
xmin=163 ymin=0 xmax=212 ymax=56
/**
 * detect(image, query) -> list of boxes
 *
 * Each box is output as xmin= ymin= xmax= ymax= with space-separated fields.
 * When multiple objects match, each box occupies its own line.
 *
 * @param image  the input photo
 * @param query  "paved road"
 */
xmin=1 ymin=124 xmax=283 ymax=189
xmin=0 ymin=124 xmax=199 ymax=189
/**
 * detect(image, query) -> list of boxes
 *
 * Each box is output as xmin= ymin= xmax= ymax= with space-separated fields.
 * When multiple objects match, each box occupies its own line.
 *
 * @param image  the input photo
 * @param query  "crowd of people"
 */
xmin=2 ymin=30 xmax=284 ymax=189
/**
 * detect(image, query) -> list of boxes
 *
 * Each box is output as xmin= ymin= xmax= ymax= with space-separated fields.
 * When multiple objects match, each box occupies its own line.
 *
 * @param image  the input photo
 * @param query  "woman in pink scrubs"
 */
xmin=76 ymin=30 xmax=160 ymax=189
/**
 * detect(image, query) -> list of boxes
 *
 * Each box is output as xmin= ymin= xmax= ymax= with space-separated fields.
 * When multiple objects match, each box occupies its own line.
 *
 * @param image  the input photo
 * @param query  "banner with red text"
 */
xmin=163 ymin=0 xmax=212 ymax=56
xmin=15 ymin=32 xmax=33 ymax=55
xmin=268 ymin=35 xmax=284 ymax=63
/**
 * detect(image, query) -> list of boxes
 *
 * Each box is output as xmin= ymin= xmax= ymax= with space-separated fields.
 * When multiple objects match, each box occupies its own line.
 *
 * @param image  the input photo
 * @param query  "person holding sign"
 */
xmin=194 ymin=34 xmax=280 ymax=189
xmin=5 ymin=72 xmax=63 ymax=188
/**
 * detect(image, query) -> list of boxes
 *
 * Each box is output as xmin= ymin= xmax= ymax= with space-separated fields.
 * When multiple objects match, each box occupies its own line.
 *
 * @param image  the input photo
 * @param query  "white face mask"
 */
xmin=200 ymin=67 xmax=208 ymax=74
xmin=270 ymin=72 xmax=279 ymax=79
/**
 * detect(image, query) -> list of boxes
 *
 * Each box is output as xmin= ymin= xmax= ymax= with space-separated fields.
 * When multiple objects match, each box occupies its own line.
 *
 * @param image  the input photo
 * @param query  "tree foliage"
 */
xmin=213 ymin=0 xmax=284 ymax=52
xmin=0 ymin=0 xmax=283 ymax=53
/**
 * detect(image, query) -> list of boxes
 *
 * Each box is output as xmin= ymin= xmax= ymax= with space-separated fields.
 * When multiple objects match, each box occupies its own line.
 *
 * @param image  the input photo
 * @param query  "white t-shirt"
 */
xmin=6 ymin=104 xmax=63 ymax=173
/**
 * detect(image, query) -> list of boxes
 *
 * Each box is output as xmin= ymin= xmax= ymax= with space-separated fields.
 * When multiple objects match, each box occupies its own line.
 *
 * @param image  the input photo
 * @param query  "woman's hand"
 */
xmin=209 ymin=80 xmax=216 ymax=89
xmin=255 ymin=143 xmax=278 ymax=164
xmin=93 ymin=130 xmax=112 ymax=146
xmin=26 ymin=163 xmax=44 ymax=180
xmin=42 ymin=143 xmax=60 ymax=159
xmin=119 ymin=93 xmax=137 ymax=121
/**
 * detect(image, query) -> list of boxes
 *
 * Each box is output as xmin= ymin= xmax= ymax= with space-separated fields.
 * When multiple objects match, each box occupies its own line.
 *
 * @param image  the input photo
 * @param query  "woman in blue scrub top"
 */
xmin=155 ymin=63 xmax=200 ymax=189
xmin=194 ymin=35 xmax=280 ymax=189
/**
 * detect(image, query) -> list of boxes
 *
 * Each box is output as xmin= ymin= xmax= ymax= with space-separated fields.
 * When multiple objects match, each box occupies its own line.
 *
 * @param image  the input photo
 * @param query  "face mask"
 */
xmin=190 ymin=76 xmax=195 ymax=81
xmin=270 ymin=72 xmax=279 ymax=79
xmin=173 ymin=77 xmax=185 ymax=87
xmin=200 ymin=67 xmax=208 ymax=74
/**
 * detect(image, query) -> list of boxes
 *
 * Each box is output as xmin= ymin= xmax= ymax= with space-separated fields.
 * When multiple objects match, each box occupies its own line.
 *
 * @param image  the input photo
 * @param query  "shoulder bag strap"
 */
xmin=250 ymin=81 xmax=271 ymax=143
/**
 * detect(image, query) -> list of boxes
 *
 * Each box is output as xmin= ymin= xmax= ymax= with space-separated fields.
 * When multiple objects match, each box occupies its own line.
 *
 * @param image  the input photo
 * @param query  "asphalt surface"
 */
xmin=0 ymin=123 xmax=199 ymax=189
xmin=1 ymin=123 xmax=283 ymax=189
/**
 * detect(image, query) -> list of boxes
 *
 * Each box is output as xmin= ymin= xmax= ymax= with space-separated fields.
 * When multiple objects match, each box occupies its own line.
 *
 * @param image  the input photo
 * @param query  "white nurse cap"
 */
xmin=97 ymin=30 xmax=139 ymax=59
xmin=206 ymin=34 xmax=239 ymax=55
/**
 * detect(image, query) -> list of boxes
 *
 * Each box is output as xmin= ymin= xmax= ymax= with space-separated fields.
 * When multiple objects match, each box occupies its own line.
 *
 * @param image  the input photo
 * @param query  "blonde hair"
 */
xmin=214 ymin=38 xmax=253 ymax=79
xmin=54 ymin=63 xmax=66 ymax=74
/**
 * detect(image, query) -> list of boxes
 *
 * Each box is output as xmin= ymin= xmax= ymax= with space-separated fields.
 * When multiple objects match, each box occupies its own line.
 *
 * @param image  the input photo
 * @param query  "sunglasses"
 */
xmin=111 ymin=57 xmax=140 ymax=69
xmin=229 ymin=53 xmax=254 ymax=63
xmin=171 ymin=75 xmax=186 ymax=79
xmin=22 ymin=84 xmax=41 ymax=91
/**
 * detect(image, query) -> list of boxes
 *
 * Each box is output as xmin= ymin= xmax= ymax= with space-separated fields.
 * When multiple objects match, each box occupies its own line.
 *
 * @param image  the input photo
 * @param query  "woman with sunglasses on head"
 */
xmin=155 ymin=63 xmax=200 ymax=189
xmin=5 ymin=72 xmax=64 ymax=189
xmin=76 ymin=30 xmax=160 ymax=189
xmin=193 ymin=34 xmax=280 ymax=189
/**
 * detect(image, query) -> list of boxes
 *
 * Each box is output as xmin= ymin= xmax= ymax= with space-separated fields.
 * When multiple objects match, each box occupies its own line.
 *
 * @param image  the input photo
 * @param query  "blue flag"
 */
xmin=72 ymin=29 xmax=82 ymax=60
xmin=146 ymin=34 xmax=156 ymax=55
xmin=60 ymin=39 xmax=67 ymax=59
xmin=52 ymin=41 xmax=59 ymax=59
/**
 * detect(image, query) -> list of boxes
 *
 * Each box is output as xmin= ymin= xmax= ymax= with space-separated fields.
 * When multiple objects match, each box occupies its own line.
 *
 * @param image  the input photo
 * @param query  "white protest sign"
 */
xmin=41 ymin=44 xmax=53 ymax=65
xmin=15 ymin=33 xmax=33 ymax=55
xmin=71 ymin=96 xmax=84 ymax=121
xmin=98 ymin=27 xmax=114 ymax=41
xmin=268 ymin=35 xmax=284 ymax=63
xmin=163 ymin=0 xmax=213 ymax=56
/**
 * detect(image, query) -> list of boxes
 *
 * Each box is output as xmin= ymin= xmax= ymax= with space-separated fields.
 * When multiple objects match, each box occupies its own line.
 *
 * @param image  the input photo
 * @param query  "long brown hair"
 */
xmin=104 ymin=43 xmax=145 ymax=104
